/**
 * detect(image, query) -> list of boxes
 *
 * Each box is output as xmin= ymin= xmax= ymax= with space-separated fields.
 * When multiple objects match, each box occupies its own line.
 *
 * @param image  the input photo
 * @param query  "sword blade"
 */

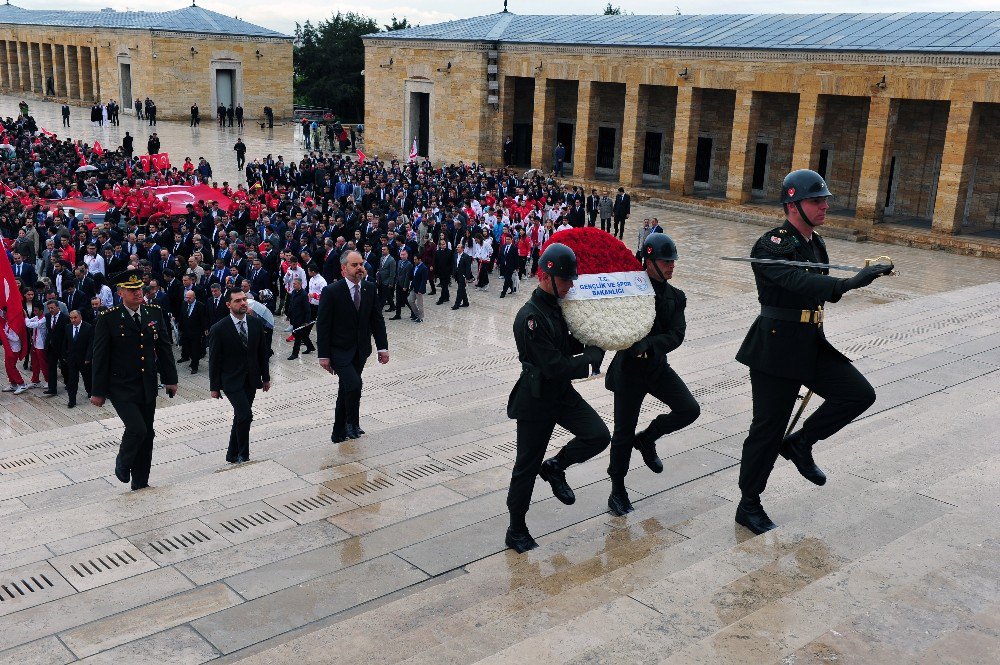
xmin=720 ymin=256 xmax=865 ymax=272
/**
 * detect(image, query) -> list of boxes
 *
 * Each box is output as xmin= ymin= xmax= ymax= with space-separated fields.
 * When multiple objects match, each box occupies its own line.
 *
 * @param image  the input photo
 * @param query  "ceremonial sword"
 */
xmin=720 ymin=255 xmax=899 ymax=275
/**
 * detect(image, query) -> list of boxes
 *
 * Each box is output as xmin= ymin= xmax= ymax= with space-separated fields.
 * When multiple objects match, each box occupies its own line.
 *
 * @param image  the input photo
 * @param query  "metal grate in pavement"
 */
xmin=81 ymin=439 xmax=119 ymax=452
xmin=218 ymin=510 xmax=281 ymax=535
xmin=446 ymin=449 xmax=493 ymax=467
xmin=39 ymin=446 xmax=85 ymax=462
xmin=396 ymin=462 xmax=450 ymax=482
xmin=0 ymin=454 xmax=45 ymax=473
xmin=283 ymin=493 xmax=341 ymax=515
xmin=340 ymin=476 xmax=395 ymax=497
xmin=0 ymin=562 xmax=75 ymax=616
xmin=48 ymin=540 xmax=158 ymax=592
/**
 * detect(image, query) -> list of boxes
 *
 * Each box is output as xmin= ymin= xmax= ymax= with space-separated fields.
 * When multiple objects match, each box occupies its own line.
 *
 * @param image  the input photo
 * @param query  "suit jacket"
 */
xmin=322 ymin=249 xmax=342 ymax=283
xmin=434 ymin=247 xmax=454 ymax=280
xmin=62 ymin=321 xmax=94 ymax=366
xmin=376 ymin=255 xmax=396 ymax=286
xmin=179 ymin=300 xmax=209 ymax=337
xmin=209 ymin=315 xmax=270 ymax=393
xmin=497 ymin=245 xmax=517 ymax=277
xmin=411 ymin=263 xmax=429 ymax=294
xmin=45 ymin=311 xmax=70 ymax=356
xmin=586 ymin=195 xmax=600 ymax=214
xmin=454 ymin=253 xmax=474 ymax=283
xmin=395 ymin=260 xmax=413 ymax=289
xmin=315 ymin=279 xmax=387 ymax=365
xmin=613 ymin=193 xmax=631 ymax=219
xmin=91 ymin=304 xmax=178 ymax=403
xmin=207 ymin=295 xmax=229 ymax=327
xmin=286 ymin=288 xmax=311 ymax=327
xmin=11 ymin=262 xmax=36 ymax=287
xmin=248 ymin=268 xmax=272 ymax=294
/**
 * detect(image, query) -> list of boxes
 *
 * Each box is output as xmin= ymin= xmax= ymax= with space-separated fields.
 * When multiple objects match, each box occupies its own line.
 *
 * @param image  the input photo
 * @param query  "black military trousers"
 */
xmin=225 ymin=385 xmax=257 ymax=461
xmin=332 ymin=354 xmax=366 ymax=436
xmin=437 ymin=278 xmax=450 ymax=303
xmin=455 ymin=278 xmax=469 ymax=307
xmin=739 ymin=347 xmax=877 ymax=499
xmin=608 ymin=364 xmax=701 ymax=479
xmin=65 ymin=361 xmax=93 ymax=403
xmin=507 ymin=388 xmax=611 ymax=522
xmin=112 ymin=399 xmax=157 ymax=486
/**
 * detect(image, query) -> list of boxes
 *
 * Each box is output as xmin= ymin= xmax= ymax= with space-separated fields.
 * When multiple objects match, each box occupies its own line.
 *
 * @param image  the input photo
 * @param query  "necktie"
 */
xmin=133 ymin=312 xmax=140 ymax=327
xmin=353 ymin=283 xmax=361 ymax=310
xmin=188 ymin=303 xmax=194 ymax=317
xmin=237 ymin=320 xmax=248 ymax=346
xmin=73 ymin=326 xmax=78 ymax=340
xmin=51 ymin=314 xmax=57 ymax=329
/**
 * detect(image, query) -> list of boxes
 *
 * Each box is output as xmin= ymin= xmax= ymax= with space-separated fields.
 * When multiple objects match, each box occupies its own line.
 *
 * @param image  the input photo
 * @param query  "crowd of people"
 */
xmin=0 ymin=105 xmax=662 ymax=405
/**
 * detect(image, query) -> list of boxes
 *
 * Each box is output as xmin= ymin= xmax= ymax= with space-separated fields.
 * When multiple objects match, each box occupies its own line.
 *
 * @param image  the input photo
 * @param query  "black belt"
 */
xmin=761 ymin=305 xmax=824 ymax=324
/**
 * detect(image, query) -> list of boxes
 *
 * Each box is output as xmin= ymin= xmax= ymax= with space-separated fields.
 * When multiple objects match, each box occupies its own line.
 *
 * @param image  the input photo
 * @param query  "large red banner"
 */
xmin=143 ymin=185 xmax=234 ymax=216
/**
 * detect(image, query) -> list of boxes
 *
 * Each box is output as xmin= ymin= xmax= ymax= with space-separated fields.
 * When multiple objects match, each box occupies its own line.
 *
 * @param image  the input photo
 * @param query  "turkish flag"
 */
xmin=151 ymin=153 xmax=171 ymax=171
xmin=93 ymin=141 xmax=104 ymax=156
xmin=142 ymin=184 xmax=234 ymax=215
xmin=357 ymin=149 xmax=366 ymax=164
xmin=139 ymin=154 xmax=151 ymax=172
xmin=0 ymin=246 xmax=27 ymax=359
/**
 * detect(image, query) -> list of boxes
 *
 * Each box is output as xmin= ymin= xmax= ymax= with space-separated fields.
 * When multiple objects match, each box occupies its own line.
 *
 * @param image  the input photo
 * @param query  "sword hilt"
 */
xmin=864 ymin=255 xmax=900 ymax=276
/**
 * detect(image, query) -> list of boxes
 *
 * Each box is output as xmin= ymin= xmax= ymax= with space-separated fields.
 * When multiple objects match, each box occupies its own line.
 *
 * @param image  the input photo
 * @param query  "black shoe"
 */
xmin=633 ymin=431 xmax=663 ymax=474
xmin=226 ymin=457 xmax=237 ymax=464
xmin=353 ymin=425 xmax=365 ymax=435
xmin=505 ymin=527 xmax=539 ymax=553
xmin=460 ymin=303 xmax=469 ymax=307
xmin=499 ymin=293 xmax=506 ymax=298
xmin=130 ymin=482 xmax=150 ymax=491
xmin=780 ymin=432 xmax=827 ymax=486
xmin=389 ymin=315 xmax=401 ymax=320
xmin=538 ymin=458 xmax=575 ymax=505
xmin=735 ymin=498 xmax=778 ymax=534
xmin=287 ymin=354 xmax=298 ymax=360
xmin=451 ymin=305 xmax=460 ymax=310
xmin=303 ymin=348 xmax=313 ymax=354
xmin=190 ymin=367 xmax=199 ymax=374
xmin=236 ymin=455 xmax=248 ymax=463
xmin=608 ymin=489 xmax=635 ymax=516
xmin=67 ymin=401 xmax=76 ymax=408
xmin=332 ymin=431 xmax=346 ymax=443
xmin=178 ymin=356 xmax=190 ymax=362
xmin=114 ymin=457 xmax=130 ymax=484
xmin=345 ymin=425 xmax=360 ymax=440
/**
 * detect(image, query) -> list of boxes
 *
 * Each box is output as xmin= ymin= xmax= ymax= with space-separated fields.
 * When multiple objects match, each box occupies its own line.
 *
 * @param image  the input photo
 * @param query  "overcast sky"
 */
xmin=21 ymin=1 xmax=1000 ymax=37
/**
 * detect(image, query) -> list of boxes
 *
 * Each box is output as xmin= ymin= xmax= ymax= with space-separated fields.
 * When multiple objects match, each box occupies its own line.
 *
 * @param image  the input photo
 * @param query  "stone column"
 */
xmin=619 ymin=83 xmax=649 ymax=187
xmin=669 ymin=86 xmax=702 ymax=195
xmin=6 ymin=42 xmax=18 ymax=90
xmin=854 ymin=96 xmax=897 ymax=226
xmin=530 ymin=77 xmax=556 ymax=171
xmin=18 ymin=42 xmax=30 ymax=92
xmin=66 ymin=45 xmax=80 ymax=100
xmin=79 ymin=46 xmax=94 ymax=101
xmin=572 ymin=80 xmax=598 ymax=180
xmin=58 ymin=44 xmax=69 ymax=97
xmin=91 ymin=47 xmax=100 ymax=101
xmin=931 ymin=101 xmax=978 ymax=234
xmin=791 ymin=92 xmax=824 ymax=172
xmin=726 ymin=89 xmax=760 ymax=204
xmin=0 ymin=41 xmax=9 ymax=89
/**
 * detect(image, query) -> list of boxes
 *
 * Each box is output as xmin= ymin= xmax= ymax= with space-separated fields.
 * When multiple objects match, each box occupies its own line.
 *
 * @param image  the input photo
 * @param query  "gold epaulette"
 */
xmin=99 ymin=306 xmax=118 ymax=316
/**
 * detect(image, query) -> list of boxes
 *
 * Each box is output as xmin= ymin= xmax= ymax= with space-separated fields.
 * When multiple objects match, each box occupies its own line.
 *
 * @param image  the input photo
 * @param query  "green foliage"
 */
xmin=603 ymin=3 xmax=622 ymax=14
xmin=293 ymin=12 xmax=381 ymax=122
xmin=385 ymin=15 xmax=411 ymax=31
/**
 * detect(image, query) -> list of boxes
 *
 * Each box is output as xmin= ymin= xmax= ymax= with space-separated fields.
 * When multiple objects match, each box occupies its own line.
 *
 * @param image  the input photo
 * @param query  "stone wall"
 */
xmin=699 ymin=88 xmax=735 ymax=194
xmin=966 ymin=102 xmax=1000 ymax=231
xmin=888 ymin=99 xmax=949 ymax=220
xmin=818 ymin=95 xmax=870 ymax=211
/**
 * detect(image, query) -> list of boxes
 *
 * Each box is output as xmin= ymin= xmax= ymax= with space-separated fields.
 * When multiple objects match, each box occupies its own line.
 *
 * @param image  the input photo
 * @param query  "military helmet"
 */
xmin=539 ymin=243 xmax=578 ymax=281
xmin=641 ymin=233 xmax=678 ymax=262
xmin=780 ymin=169 xmax=832 ymax=204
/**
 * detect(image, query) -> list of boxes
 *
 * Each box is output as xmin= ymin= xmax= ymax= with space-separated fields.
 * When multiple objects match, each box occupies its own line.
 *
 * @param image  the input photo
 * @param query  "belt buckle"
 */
xmin=799 ymin=310 xmax=810 ymax=324
xmin=815 ymin=310 xmax=824 ymax=324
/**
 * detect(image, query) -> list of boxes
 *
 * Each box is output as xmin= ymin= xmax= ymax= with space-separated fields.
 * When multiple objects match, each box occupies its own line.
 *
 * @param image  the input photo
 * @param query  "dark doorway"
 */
xmin=556 ymin=122 xmax=574 ymax=163
xmin=751 ymin=142 xmax=769 ymax=193
xmin=596 ymin=127 xmax=616 ymax=170
xmin=119 ymin=63 xmax=132 ymax=107
xmin=511 ymin=123 xmax=532 ymax=166
xmin=884 ymin=155 xmax=897 ymax=211
xmin=818 ymin=148 xmax=830 ymax=179
xmin=643 ymin=132 xmax=662 ymax=176
xmin=694 ymin=137 xmax=713 ymax=183
xmin=416 ymin=92 xmax=430 ymax=157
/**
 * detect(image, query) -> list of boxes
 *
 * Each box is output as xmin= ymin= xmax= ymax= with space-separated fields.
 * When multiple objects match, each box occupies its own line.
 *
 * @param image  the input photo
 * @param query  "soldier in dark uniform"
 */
xmin=90 ymin=269 xmax=179 ymax=491
xmin=505 ymin=243 xmax=609 ymax=553
xmin=605 ymin=233 xmax=701 ymax=516
xmin=734 ymin=169 xmax=893 ymax=534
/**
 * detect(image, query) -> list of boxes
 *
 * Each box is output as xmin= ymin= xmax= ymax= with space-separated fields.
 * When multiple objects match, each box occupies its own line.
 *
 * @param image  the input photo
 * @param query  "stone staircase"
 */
xmin=0 ymin=282 xmax=996 ymax=664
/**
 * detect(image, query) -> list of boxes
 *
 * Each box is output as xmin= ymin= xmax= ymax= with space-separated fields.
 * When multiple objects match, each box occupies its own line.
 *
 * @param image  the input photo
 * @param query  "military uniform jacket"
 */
xmin=605 ymin=279 xmax=686 ymax=391
xmin=91 ymin=304 xmax=179 ymax=403
xmin=735 ymin=221 xmax=848 ymax=381
xmin=507 ymin=288 xmax=590 ymax=419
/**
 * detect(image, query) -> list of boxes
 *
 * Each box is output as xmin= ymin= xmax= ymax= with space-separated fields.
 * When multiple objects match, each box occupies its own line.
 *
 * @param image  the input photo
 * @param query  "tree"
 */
xmin=603 ymin=3 xmax=622 ymax=14
xmin=293 ymin=12 xmax=380 ymax=122
xmin=385 ymin=16 xmax=411 ymax=31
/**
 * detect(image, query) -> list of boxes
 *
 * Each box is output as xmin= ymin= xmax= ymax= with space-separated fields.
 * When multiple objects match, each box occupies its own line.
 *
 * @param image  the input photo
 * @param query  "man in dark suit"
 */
xmin=207 ymin=284 xmax=229 ymax=328
xmin=210 ymin=290 xmax=271 ymax=463
xmin=451 ymin=243 xmax=474 ymax=310
xmin=286 ymin=277 xmax=314 ymax=359
xmin=613 ymin=187 xmax=631 ymax=240
xmin=62 ymin=279 xmax=88 ymax=314
xmin=91 ymin=269 xmax=178 ymax=491
xmin=316 ymin=251 xmax=389 ymax=443
xmin=43 ymin=299 xmax=69 ymax=397
xmin=434 ymin=237 xmax=454 ymax=305
xmin=498 ymin=236 xmax=518 ymax=298
xmin=390 ymin=249 xmax=413 ymax=320
xmin=10 ymin=252 xmax=36 ymax=289
xmin=248 ymin=259 xmax=271 ymax=296
xmin=586 ymin=189 xmax=600 ymax=227
xmin=178 ymin=289 xmax=209 ymax=373
xmin=62 ymin=310 xmax=93 ymax=408
xmin=567 ymin=200 xmax=586 ymax=228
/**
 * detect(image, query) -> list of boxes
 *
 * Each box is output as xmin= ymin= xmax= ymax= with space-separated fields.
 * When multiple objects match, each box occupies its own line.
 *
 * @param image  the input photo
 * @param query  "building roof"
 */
xmin=367 ymin=12 xmax=1000 ymax=54
xmin=0 ymin=3 xmax=289 ymax=39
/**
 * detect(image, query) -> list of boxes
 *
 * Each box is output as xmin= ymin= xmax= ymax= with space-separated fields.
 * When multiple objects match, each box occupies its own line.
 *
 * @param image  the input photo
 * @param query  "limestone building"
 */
xmin=363 ymin=12 xmax=1000 ymax=245
xmin=0 ymin=3 xmax=292 ymax=121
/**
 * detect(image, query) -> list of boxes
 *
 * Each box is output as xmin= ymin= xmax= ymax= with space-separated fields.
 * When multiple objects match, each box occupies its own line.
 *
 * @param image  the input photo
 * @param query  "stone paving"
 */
xmin=0 ymin=93 xmax=999 ymax=663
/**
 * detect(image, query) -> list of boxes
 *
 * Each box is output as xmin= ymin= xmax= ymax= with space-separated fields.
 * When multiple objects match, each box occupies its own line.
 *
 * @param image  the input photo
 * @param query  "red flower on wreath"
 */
xmin=542 ymin=227 xmax=642 ymax=275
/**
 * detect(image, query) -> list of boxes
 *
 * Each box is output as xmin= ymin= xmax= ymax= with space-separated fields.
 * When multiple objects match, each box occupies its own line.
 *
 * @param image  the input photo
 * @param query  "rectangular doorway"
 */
xmin=216 ymin=69 xmax=235 ymax=109
xmin=642 ymin=132 xmax=663 ymax=176
xmin=555 ymin=122 xmax=574 ymax=163
xmin=511 ymin=123 xmax=532 ymax=166
xmin=408 ymin=91 xmax=430 ymax=157
xmin=119 ymin=63 xmax=132 ymax=107
xmin=884 ymin=156 xmax=898 ymax=215
xmin=596 ymin=127 xmax=616 ymax=170
xmin=818 ymin=148 xmax=831 ymax=179
xmin=751 ymin=142 xmax=769 ymax=195
xmin=694 ymin=137 xmax=713 ymax=184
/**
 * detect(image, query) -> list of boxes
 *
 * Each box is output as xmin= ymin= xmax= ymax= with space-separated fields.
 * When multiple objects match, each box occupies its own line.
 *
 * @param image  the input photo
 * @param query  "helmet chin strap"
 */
xmin=646 ymin=258 xmax=667 ymax=283
xmin=794 ymin=201 xmax=817 ymax=228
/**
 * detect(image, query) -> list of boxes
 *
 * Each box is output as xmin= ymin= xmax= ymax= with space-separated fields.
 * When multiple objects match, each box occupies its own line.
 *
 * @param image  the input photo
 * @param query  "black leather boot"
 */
xmin=505 ymin=526 xmax=539 ymax=553
xmin=539 ymin=458 xmax=576 ymax=505
xmin=735 ymin=497 xmax=778 ymax=534
xmin=633 ymin=429 xmax=663 ymax=473
xmin=608 ymin=488 xmax=635 ymax=516
xmin=780 ymin=431 xmax=827 ymax=486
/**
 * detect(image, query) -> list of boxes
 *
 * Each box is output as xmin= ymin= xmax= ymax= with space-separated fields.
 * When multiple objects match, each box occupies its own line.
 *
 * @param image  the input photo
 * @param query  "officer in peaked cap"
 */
xmin=504 ymin=243 xmax=609 ymax=553
xmin=733 ymin=169 xmax=893 ymax=534
xmin=605 ymin=232 xmax=701 ymax=517
xmin=90 ymin=268 xmax=178 ymax=491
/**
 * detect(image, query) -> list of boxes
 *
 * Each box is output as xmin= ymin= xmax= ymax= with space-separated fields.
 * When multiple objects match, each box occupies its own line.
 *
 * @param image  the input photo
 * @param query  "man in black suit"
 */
xmin=613 ymin=187 xmax=631 ymax=240
xmin=498 ymin=236 xmax=518 ymax=298
xmin=586 ymin=189 xmax=600 ymax=227
xmin=43 ymin=299 xmax=69 ymax=397
xmin=567 ymin=200 xmax=586 ymax=228
xmin=62 ymin=310 xmax=93 ymax=408
xmin=316 ymin=251 xmax=389 ymax=443
xmin=210 ymin=290 xmax=271 ymax=463
xmin=434 ymin=237 xmax=454 ymax=305
xmin=178 ymin=290 xmax=209 ymax=373
xmin=10 ymin=252 xmax=36 ymax=289
xmin=207 ymin=283 xmax=229 ymax=327
xmin=286 ymin=277 xmax=314 ymax=359
xmin=451 ymin=243 xmax=474 ymax=310
xmin=248 ymin=259 xmax=271 ymax=296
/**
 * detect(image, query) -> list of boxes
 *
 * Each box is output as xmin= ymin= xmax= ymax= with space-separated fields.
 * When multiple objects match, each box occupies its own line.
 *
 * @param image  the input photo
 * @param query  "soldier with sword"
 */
xmin=727 ymin=169 xmax=895 ymax=534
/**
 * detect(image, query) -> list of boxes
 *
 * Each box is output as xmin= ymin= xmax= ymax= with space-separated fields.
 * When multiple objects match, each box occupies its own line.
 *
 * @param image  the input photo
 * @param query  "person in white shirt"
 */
xmin=283 ymin=258 xmax=306 ymax=296
xmin=82 ymin=244 xmax=105 ymax=275
xmin=23 ymin=297 xmax=49 ymax=389
xmin=306 ymin=264 xmax=327 ymax=320
xmin=0 ymin=311 xmax=27 ymax=394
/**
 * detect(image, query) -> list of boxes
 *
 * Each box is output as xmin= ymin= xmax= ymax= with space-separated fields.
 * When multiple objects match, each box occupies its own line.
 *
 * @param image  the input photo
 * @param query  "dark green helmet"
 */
xmin=642 ymin=232 xmax=678 ymax=262
xmin=539 ymin=243 xmax=578 ymax=280
xmin=781 ymin=169 xmax=832 ymax=204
